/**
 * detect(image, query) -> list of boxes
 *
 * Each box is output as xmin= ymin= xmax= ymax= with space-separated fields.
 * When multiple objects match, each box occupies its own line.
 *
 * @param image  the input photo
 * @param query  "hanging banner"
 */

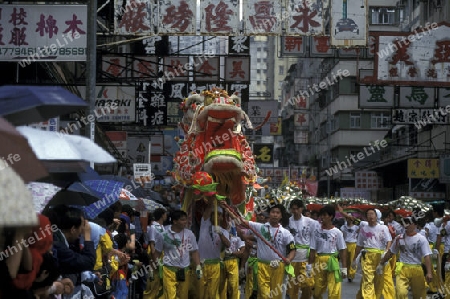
xmin=243 ymin=0 xmax=282 ymax=35
xmin=199 ymin=0 xmax=240 ymax=35
xmin=330 ymin=0 xmax=368 ymax=47
xmin=374 ymin=22 xmax=450 ymax=86
xmin=285 ymin=0 xmax=324 ymax=35
xmin=0 ymin=5 xmax=87 ymax=61
xmin=158 ymin=0 xmax=196 ymax=34
xmin=114 ymin=0 xmax=154 ymax=35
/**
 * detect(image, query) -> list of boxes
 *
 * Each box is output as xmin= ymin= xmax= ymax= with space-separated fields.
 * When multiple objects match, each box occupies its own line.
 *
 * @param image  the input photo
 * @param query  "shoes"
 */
xmin=348 ymin=278 xmax=352 ymax=282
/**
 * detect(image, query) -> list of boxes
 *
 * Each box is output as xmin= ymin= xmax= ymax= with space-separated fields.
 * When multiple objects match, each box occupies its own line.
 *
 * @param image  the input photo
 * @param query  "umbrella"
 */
xmin=45 ymin=189 xmax=100 ymax=207
xmin=0 ymin=85 xmax=88 ymax=126
xmin=17 ymin=126 xmax=116 ymax=164
xmin=119 ymin=188 xmax=139 ymax=201
xmin=0 ymin=116 xmax=48 ymax=182
xmin=27 ymin=182 xmax=62 ymax=212
xmin=0 ymin=159 xmax=38 ymax=226
xmin=68 ymin=179 xmax=125 ymax=220
xmin=100 ymin=175 xmax=147 ymax=198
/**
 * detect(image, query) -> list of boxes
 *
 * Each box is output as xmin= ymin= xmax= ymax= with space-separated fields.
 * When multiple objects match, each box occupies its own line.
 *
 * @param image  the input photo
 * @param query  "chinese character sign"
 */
xmin=159 ymin=0 xmax=196 ymax=34
xmin=243 ymin=0 xmax=281 ymax=35
xmin=253 ymin=143 xmax=274 ymax=164
xmin=359 ymin=85 xmax=394 ymax=108
xmin=132 ymin=56 xmax=158 ymax=78
xmin=194 ymin=57 xmax=220 ymax=81
xmin=399 ymin=87 xmax=434 ymax=108
xmin=310 ymin=36 xmax=334 ymax=57
xmin=375 ymin=23 xmax=450 ymax=85
xmin=281 ymin=36 xmax=305 ymax=56
xmin=163 ymin=56 xmax=190 ymax=81
xmin=148 ymin=85 xmax=168 ymax=126
xmin=102 ymin=56 xmax=127 ymax=78
xmin=200 ymin=0 xmax=240 ymax=35
xmin=293 ymin=113 xmax=309 ymax=127
xmin=0 ymin=5 xmax=87 ymax=61
xmin=330 ymin=0 xmax=367 ymax=47
xmin=228 ymin=36 xmax=250 ymax=54
xmin=286 ymin=0 xmax=324 ymax=35
xmin=244 ymin=100 xmax=278 ymax=124
xmin=114 ymin=0 xmax=154 ymax=35
xmin=224 ymin=57 xmax=250 ymax=82
xmin=408 ymin=158 xmax=439 ymax=178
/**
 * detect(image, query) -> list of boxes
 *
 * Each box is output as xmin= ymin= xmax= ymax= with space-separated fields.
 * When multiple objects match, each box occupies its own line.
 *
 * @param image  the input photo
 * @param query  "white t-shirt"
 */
xmin=340 ymin=223 xmax=359 ymax=243
xmin=155 ymin=225 xmax=199 ymax=268
xmin=248 ymin=221 xmax=294 ymax=261
xmin=357 ymin=223 xmax=392 ymax=250
xmin=310 ymin=226 xmax=346 ymax=254
xmin=424 ymin=222 xmax=438 ymax=243
xmin=390 ymin=233 xmax=432 ymax=264
xmin=441 ymin=222 xmax=450 ymax=253
xmin=198 ymin=218 xmax=230 ymax=260
xmin=288 ymin=216 xmax=319 ymax=262
xmin=229 ymin=235 xmax=245 ymax=253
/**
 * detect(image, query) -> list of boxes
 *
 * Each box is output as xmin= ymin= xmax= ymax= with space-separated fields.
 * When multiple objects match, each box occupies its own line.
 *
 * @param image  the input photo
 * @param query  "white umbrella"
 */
xmin=17 ymin=126 xmax=116 ymax=164
xmin=0 ymin=159 xmax=38 ymax=226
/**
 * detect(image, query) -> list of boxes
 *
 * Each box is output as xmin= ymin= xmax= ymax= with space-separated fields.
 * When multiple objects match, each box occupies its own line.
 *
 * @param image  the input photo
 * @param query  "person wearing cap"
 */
xmin=379 ymin=216 xmax=433 ymax=299
xmin=287 ymin=198 xmax=320 ymax=299
xmin=352 ymin=208 xmax=392 ymax=299
xmin=308 ymin=204 xmax=347 ymax=299
xmin=197 ymin=197 xmax=230 ymax=299
xmin=340 ymin=214 xmax=360 ymax=282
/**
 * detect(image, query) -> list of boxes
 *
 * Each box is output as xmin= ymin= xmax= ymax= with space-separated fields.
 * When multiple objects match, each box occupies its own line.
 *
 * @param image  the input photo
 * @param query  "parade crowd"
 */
xmin=1 ymin=196 xmax=448 ymax=299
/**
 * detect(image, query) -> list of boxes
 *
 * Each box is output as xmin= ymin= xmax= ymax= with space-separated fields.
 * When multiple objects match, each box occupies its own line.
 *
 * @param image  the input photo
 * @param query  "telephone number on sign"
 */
xmin=0 ymin=47 xmax=87 ymax=56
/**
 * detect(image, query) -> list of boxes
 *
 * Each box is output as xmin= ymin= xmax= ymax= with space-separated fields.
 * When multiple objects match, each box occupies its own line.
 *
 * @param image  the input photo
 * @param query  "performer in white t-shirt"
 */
xmin=380 ymin=216 xmax=433 ymax=299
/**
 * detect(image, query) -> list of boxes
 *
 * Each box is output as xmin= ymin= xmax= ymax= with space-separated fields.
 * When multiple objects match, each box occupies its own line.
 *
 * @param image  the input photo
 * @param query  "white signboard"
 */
xmin=114 ymin=0 xmax=154 ymax=35
xmin=392 ymin=108 xmax=448 ymax=125
xmin=286 ymin=0 xmax=324 ymax=35
xmin=245 ymin=100 xmax=278 ymax=123
xmin=359 ymin=85 xmax=394 ymax=108
xmin=29 ymin=117 xmax=59 ymax=131
xmin=158 ymin=0 xmax=196 ymax=34
xmin=243 ymin=0 xmax=282 ymax=35
xmin=199 ymin=0 xmax=240 ymax=35
xmin=375 ymin=23 xmax=450 ymax=85
xmin=0 ymin=5 xmax=87 ymax=61
xmin=133 ymin=163 xmax=151 ymax=176
xmin=399 ymin=87 xmax=434 ymax=108
xmin=79 ymin=86 xmax=136 ymax=123
xmin=330 ymin=0 xmax=367 ymax=47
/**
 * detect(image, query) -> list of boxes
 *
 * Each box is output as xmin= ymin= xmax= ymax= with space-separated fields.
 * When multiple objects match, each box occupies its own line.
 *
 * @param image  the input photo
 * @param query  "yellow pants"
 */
xmin=220 ymin=258 xmax=240 ymax=299
xmin=382 ymin=260 xmax=395 ymax=299
xmin=198 ymin=263 xmax=221 ymax=299
xmin=395 ymin=264 xmax=426 ymax=299
xmin=245 ymin=260 xmax=257 ymax=299
xmin=357 ymin=251 xmax=384 ymax=299
xmin=257 ymin=261 xmax=285 ymax=299
xmin=346 ymin=243 xmax=357 ymax=280
xmin=313 ymin=255 xmax=341 ymax=299
xmin=390 ymin=253 xmax=397 ymax=278
xmin=143 ymin=273 xmax=162 ymax=299
xmin=161 ymin=266 xmax=190 ymax=299
xmin=286 ymin=261 xmax=314 ymax=299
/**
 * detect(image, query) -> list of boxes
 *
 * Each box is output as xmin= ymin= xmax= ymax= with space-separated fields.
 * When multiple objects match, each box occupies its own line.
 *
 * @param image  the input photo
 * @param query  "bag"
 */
xmin=176 ymin=268 xmax=186 ymax=282
xmin=84 ymin=264 xmax=114 ymax=297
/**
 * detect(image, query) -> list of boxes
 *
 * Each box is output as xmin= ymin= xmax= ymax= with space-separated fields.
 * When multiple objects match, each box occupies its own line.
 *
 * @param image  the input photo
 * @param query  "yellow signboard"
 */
xmin=407 ymin=159 xmax=439 ymax=178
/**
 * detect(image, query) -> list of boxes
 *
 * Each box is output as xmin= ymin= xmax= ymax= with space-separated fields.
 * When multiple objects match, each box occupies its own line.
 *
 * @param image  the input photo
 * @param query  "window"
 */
xmin=339 ymin=77 xmax=357 ymax=94
xmin=371 ymin=112 xmax=390 ymax=128
xmin=350 ymin=113 xmax=361 ymax=128
xmin=370 ymin=7 xmax=397 ymax=25
xmin=279 ymin=65 xmax=284 ymax=75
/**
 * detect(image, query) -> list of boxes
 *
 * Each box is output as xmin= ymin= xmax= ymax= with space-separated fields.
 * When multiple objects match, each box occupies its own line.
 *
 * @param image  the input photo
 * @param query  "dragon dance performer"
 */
xmin=340 ymin=215 xmax=359 ymax=282
xmin=352 ymin=209 xmax=392 ymax=299
xmin=228 ymin=202 xmax=295 ymax=299
xmin=308 ymin=205 xmax=347 ymax=299
xmin=287 ymin=199 xmax=320 ymax=299
xmin=379 ymin=216 xmax=433 ymax=299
